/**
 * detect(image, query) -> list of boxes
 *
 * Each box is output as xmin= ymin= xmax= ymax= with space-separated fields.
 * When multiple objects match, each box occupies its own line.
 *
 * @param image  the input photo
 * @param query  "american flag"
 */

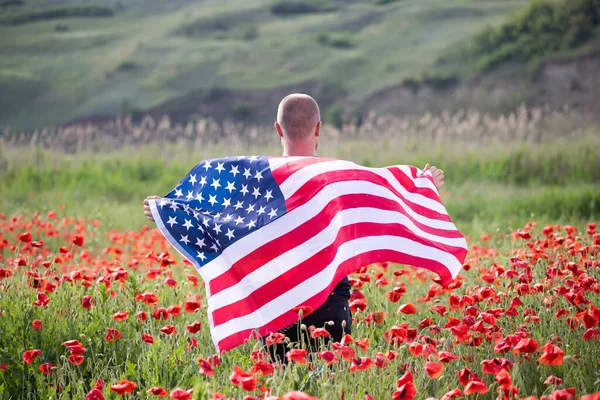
xmin=149 ymin=156 xmax=467 ymax=352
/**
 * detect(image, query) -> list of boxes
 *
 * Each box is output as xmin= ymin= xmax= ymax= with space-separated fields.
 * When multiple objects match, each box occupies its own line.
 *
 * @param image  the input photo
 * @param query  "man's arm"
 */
xmin=423 ymin=163 xmax=445 ymax=190
xmin=143 ymin=196 xmax=161 ymax=222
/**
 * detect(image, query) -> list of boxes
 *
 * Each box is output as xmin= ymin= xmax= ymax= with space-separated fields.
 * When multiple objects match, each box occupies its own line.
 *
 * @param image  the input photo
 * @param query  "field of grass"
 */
xmin=0 ymin=132 xmax=599 ymax=399
xmin=0 ymin=0 xmax=530 ymax=130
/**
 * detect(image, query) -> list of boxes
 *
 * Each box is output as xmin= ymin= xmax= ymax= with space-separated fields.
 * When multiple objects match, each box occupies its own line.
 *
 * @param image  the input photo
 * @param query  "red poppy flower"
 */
xmin=292 ymin=305 xmax=313 ymax=317
xmin=33 ymin=292 xmax=50 ymax=307
xmin=0 ymin=268 xmax=13 ymax=279
xmin=19 ymin=231 xmax=32 ymax=243
xmin=186 ymin=322 xmax=202 ymax=334
xmin=425 ymin=362 xmax=444 ymax=379
xmin=164 ymin=277 xmax=178 ymax=288
xmin=23 ymin=349 xmax=42 ymax=364
xmin=170 ymin=388 xmax=193 ymax=400
xmin=350 ymin=298 xmax=367 ymax=313
xmin=167 ymin=304 xmax=181 ymax=317
xmin=282 ymin=391 xmax=319 ymax=400
xmin=539 ymin=342 xmax=564 ymax=366
xmin=230 ymin=365 xmax=257 ymax=392
xmin=310 ymin=328 xmax=331 ymax=338
xmin=142 ymin=333 xmax=155 ymax=344
xmin=317 ymin=351 xmax=338 ymax=364
xmin=72 ymin=235 xmax=85 ymax=247
xmin=550 ymin=388 xmax=576 ymax=400
xmin=265 ymin=332 xmax=285 ymax=346
xmin=286 ymin=349 xmax=308 ymax=364
xmin=393 ymin=372 xmax=417 ymax=400
xmin=388 ymin=285 xmax=406 ymax=303
xmin=513 ymin=338 xmax=538 ymax=354
xmin=146 ymin=387 xmax=168 ymax=397
xmin=0 ymin=363 xmax=8 ymax=371
xmin=81 ymin=295 xmax=96 ymax=309
xmin=198 ymin=358 xmax=215 ymax=376
xmin=136 ymin=311 xmax=147 ymax=322
xmin=105 ymin=328 xmax=122 ymax=341
xmin=112 ymin=311 xmax=129 ymax=322
xmin=441 ymin=388 xmax=462 ymax=400
xmin=184 ymin=301 xmax=201 ymax=313
xmin=135 ymin=292 xmax=160 ymax=306
xmin=153 ymin=307 xmax=169 ymax=320
xmin=110 ymin=380 xmax=137 ymax=395
xmin=463 ymin=381 xmax=489 ymax=395
xmin=431 ymin=305 xmax=447 ymax=316
xmin=355 ymin=338 xmax=369 ymax=351
xmin=480 ymin=358 xmax=513 ymax=374
xmin=68 ymin=355 xmax=85 ymax=365
xmin=398 ymin=303 xmax=417 ymax=314
xmin=457 ymin=368 xmax=480 ymax=386
xmin=544 ymin=375 xmax=563 ymax=385
xmin=340 ymin=334 xmax=354 ymax=345
xmin=350 ymin=357 xmax=373 ymax=372
xmin=495 ymin=369 xmax=512 ymax=390
xmin=251 ymin=360 xmax=275 ymax=376
xmin=32 ymin=319 xmax=42 ymax=331
xmin=408 ymin=342 xmax=423 ymax=356
xmin=160 ymin=325 xmax=177 ymax=335
xmin=39 ymin=363 xmax=56 ymax=375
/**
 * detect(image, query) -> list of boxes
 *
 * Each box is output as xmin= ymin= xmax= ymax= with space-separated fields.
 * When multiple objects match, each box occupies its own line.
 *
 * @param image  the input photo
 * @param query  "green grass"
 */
xmin=0 ymin=0 xmax=530 ymax=130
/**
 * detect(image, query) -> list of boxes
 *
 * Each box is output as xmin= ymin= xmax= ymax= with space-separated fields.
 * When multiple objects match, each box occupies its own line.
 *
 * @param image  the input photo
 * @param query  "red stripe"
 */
xmin=216 ymin=248 xmax=454 ymax=352
xmin=285 ymin=169 xmax=451 ymax=222
xmin=271 ymin=157 xmax=334 ymax=185
xmin=208 ymin=193 xmax=464 ymax=296
xmin=211 ymin=221 xmax=465 ymax=326
xmin=387 ymin=167 xmax=441 ymax=205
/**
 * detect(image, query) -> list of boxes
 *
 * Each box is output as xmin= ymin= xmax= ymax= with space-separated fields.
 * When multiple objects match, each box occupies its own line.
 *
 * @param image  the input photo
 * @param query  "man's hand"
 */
xmin=423 ymin=163 xmax=444 ymax=190
xmin=143 ymin=196 xmax=161 ymax=222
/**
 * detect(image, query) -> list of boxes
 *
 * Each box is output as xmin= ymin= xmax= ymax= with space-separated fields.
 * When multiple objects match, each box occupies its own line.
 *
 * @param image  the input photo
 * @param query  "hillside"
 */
xmin=1 ymin=0 xmax=598 ymax=130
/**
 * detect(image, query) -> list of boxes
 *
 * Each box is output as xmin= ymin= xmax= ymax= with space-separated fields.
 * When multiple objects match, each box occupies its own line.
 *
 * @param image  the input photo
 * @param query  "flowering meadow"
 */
xmin=0 ymin=210 xmax=599 ymax=399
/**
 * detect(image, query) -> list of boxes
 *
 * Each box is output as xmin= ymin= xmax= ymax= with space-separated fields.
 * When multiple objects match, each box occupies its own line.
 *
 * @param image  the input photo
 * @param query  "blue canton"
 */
xmin=153 ymin=156 xmax=287 ymax=268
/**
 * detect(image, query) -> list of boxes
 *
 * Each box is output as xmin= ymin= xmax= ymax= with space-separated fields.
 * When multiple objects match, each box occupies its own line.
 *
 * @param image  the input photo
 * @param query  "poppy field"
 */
xmin=0 ymin=208 xmax=599 ymax=399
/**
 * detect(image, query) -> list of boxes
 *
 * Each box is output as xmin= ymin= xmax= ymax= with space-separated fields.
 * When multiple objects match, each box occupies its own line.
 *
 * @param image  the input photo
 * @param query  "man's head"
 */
xmin=275 ymin=93 xmax=321 ymax=156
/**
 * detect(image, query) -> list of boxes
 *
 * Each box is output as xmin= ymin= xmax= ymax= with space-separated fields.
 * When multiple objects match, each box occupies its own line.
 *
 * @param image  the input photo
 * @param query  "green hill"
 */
xmin=0 ymin=0 xmax=598 ymax=130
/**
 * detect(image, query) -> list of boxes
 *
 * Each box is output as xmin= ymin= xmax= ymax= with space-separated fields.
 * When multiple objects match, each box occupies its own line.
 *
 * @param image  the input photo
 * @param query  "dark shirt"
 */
xmin=331 ymin=276 xmax=351 ymax=299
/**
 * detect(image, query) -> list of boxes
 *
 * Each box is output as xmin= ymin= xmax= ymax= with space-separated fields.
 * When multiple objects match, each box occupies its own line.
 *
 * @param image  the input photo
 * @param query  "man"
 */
xmin=143 ymin=93 xmax=445 ymax=361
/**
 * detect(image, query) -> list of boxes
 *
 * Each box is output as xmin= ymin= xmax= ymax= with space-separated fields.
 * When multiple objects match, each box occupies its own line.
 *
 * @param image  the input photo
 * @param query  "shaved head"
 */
xmin=277 ymin=94 xmax=321 ymax=141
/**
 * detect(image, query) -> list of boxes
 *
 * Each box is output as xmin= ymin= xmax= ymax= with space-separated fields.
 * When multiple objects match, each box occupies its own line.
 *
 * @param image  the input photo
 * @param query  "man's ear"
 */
xmin=314 ymin=121 xmax=321 ymax=138
xmin=274 ymin=122 xmax=284 ymax=138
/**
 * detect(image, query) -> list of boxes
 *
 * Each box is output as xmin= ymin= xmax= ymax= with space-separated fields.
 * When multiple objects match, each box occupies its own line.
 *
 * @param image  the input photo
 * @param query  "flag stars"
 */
xmin=249 ymin=156 xmax=258 ymax=163
xmin=268 ymin=208 xmax=278 ymax=219
xmin=208 ymin=195 xmax=218 ymax=206
xmin=225 ymin=229 xmax=235 ymax=240
xmin=245 ymin=203 xmax=255 ymax=214
xmin=210 ymin=178 xmax=221 ymax=190
xmin=199 ymin=176 xmax=207 ymax=186
xmin=158 ymin=199 xmax=167 ymax=208
xmin=252 ymin=187 xmax=261 ymax=199
xmin=186 ymin=191 xmax=194 ymax=201
xmin=213 ymin=223 xmax=222 ymax=234
xmin=247 ymin=220 xmax=257 ymax=229
xmin=195 ymin=192 xmax=204 ymax=202
xmin=210 ymin=243 xmax=219 ymax=252
xmin=196 ymin=251 xmax=206 ymax=261
xmin=215 ymin=162 xmax=226 ymax=174
xmin=169 ymin=202 xmax=179 ymax=212
xmin=234 ymin=216 xmax=245 ymax=225
xmin=254 ymin=170 xmax=263 ymax=182
xmin=243 ymin=168 xmax=252 ymax=179
xmin=189 ymin=174 xmax=197 ymax=185
xmin=180 ymin=235 xmax=190 ymax=245
xmin=202 ymin=160 xmax=211 ymax=171
xmin=195 ymin=237 xmax=206 ymax=248
xmin=174 ymin=188 xmax=183 ymax=198
xmin=166 ymin=216 xmax=178 ymax=227
xmin=222 ymin=197 xmax=231 ymax=207
xmin=264 ymin=190 xmax=273 ymax=201
xmin=225 ymin=181 xmax=236 ymax=193
xmin=234 ymin=201 xmax=244 ymax=210
xmin=257 ymin=206 xmax=266 ymax=216
xmin=223 ymin=214 xmax=233 ymax=222
xmin=183 ymin=219 xmax=194 ymax=230
xmin=230 ymin=165 xmax=240 ymax=177
xmin=240 ymin=184 xmax=249 ymax=196
xmin=202 ymin=218 xmax=210 ymax=227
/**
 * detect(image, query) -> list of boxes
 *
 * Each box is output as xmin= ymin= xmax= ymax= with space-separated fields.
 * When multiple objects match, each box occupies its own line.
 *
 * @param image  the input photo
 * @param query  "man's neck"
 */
xmin=282 ymin=146 xmax=317 ymax=157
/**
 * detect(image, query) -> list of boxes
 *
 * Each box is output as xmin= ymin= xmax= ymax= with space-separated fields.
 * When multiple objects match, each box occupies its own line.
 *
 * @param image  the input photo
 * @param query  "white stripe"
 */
xmin=268 ymin=156 xmax=315 ymax=172
xmin=149 ymin=200 xmax=208 ymax=283
xmin=210 ymin=235 xmax=462 ymax=345
xmin=207 ymin=206 xmax=466 ymax=315
xmin=397 ymin=166 xmax=438 ymax=191
xmin=280 ymin=160 xmax=446 ymax=214
xmin=201 ymin=180 xmax=459 ymax=281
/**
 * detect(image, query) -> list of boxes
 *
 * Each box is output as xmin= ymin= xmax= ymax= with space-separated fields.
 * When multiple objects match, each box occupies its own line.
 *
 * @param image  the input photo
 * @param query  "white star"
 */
xmin=186 ymin=190 xmax=194 ymax=201
xmin=208 ymin=195 xmax=218 ymax=206
xmin=166 ymin=216 xmax=178 ymax=227
xmin=183 ymin=219 xmax=194 ymax=230
xmin=196 ymin=251 xmax=206 ymax=261
xmin=213 ymin=223 xmax=222 ymax=234
xmin=243 ymin=168 xmax=252 ymax=179
xmin=234 ymin=216 xmax=245 ymax=225
xmin=195 ymin=192 xmax=204 ymax=202
xmin=247 ymin=220 xmax=257 ymax=229
xmin=257 ymin=206 xmax=266 ymax=216
xmin=174 ymin=188 xmax=183 ymax=198
xmin=222 ymin=198 xmax=231 ymax=207
xmin=183 ymin=204 xmax=191 ymax=214
xmin=180 ymin=234 xmax=190 ymax=245
xmin=210 ymin=243 xmax=219 ymax=252
xmin=264 ymin=190 xmax=273 ymax=201
xmin=249 ymin=156 xmax=259 ymax=163
xmin=215 ymin=162 xmax=225 ymax=174
xmin=214 ymin=212 xmax=222 ymax=219
xmin=202 ymin=160 xmax=211 ymax=171
xmin=210 ymin=178 xmax=221 ymax=190
xmin=169 ymin=202 xmax=179 ymax=211
xmin=225 ymin=229 xmax=235 ymax=240
xmin=199 ymin=176 xmax=207 ymax=186
xmin=268 ymin=208 xmax=278 ymax=219
xmin=158 ymin=199 xmax=167 ymax=208
xmin=225 ymin=181 xmax=236 ymax=193
xmin=245 ymin=203 xmax=255 ymax=213
xmin=252 ymin=187 xmax=261 ymax=199
xmin=223 ymin=214 xmax=233 ymax=222
xmin=189 ymin=174 xmax=197 ymax=185
xmin=202 ymin=218 xmax=210 ymax=227
xmin=240 ymin=184 xmax=249 ymax=196
xmin=233 ymin=201 xmax=244 ymax=210
xmin=193 ymin=210 xmax=200 ymax=220
xmin=195 ymin=237 xmax=206 ymax=248
xmin=230 ymin=165 xmax=240 ymax=177
xmin=254 ymin=170 xmax=263 ymax=182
